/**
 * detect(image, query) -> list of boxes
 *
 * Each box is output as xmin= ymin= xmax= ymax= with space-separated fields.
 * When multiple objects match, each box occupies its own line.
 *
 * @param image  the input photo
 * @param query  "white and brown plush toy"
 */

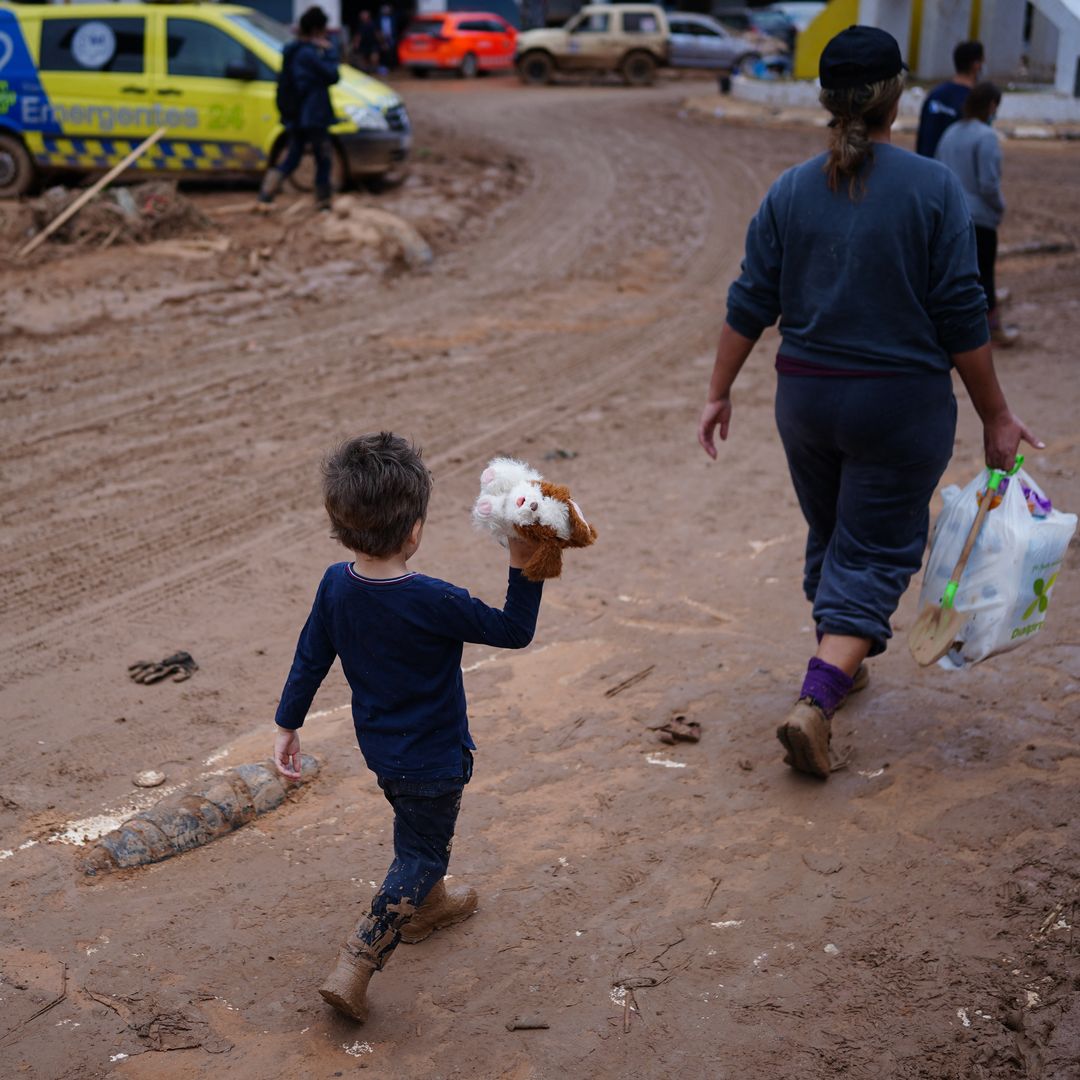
xmin=472 ymin=457 xmax=597 ymax=581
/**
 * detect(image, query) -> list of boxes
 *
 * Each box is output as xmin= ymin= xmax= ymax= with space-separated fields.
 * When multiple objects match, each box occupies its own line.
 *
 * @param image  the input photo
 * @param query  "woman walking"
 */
xmin=697 ymin=26 xmax=1041 ymax=779
xmin=935 ymin=82 xmax=1017 ymax=346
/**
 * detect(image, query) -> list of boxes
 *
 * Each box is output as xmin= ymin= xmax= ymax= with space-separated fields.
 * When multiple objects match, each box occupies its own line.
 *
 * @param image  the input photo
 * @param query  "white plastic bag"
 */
xmin=918 ymin=466 xmax=1076 ymax=667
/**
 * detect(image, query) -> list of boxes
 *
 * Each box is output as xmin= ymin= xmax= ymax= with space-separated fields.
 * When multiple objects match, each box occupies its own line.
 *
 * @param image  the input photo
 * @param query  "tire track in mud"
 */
xmin=1 ymin=87 xmax=798 ymax=675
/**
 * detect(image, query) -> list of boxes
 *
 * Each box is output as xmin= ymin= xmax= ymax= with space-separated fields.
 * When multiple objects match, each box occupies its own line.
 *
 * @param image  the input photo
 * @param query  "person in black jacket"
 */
xmin=259 ymin=6 xmax=340 ymax=210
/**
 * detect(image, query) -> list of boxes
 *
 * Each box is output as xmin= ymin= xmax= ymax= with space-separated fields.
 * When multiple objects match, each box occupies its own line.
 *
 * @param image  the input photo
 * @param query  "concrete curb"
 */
xmin=729 ymin=74 xmax=1080 ymax=131
xmin=688 ymin=77 xmax=1080 ymax=140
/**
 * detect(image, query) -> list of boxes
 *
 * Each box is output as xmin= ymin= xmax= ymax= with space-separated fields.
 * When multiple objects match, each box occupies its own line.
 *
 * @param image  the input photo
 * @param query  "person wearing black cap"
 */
xmin=697 ymin=25 xmax=1041 ymax=780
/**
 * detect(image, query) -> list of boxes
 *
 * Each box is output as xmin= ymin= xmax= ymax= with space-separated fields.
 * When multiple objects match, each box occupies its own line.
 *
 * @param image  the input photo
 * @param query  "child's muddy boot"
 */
xmin=400 ymin=879 xmax=479 ymax=944
xmin=776 ymin=699 xmax=832 ymax=780
xmin=320 ymin=906 xmax=406 ymax=1021
xmin=319 ymin=945 xmax=376 ymax=1022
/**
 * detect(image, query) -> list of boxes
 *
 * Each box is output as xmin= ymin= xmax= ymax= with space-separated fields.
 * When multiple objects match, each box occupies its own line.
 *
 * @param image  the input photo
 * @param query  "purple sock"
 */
xmin=800 ymin=658 xmax=854 ymax=718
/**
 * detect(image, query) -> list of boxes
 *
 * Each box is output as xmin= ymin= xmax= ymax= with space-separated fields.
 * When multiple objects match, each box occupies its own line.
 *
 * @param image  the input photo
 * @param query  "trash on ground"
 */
xmin=128 ymin=651 xmax=199 ymax=685
xmin=132 ymin=770 xmax=166 ymax=789
xmin=656 ymin=714 xmax=701 ymax=744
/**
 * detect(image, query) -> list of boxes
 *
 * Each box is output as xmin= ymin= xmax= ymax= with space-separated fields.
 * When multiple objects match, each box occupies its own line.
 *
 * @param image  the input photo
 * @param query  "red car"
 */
xmin=400 ymin=12 xmax=517 ymax=78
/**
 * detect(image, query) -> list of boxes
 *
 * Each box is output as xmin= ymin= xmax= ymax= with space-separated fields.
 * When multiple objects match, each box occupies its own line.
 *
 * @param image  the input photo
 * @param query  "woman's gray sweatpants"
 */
xmin=775 ymin=371 xmax=957 ymax=656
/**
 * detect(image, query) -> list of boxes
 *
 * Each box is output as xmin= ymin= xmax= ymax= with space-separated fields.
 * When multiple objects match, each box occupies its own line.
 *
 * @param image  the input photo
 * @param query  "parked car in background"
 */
xmin=768 ymin=2 xmax=826 ymax=33
xmin=399 ymin=11 xmax=517 ymax=77
xmin=711 ymin=6 xmax=790 ymax=53
xmin=516 ymin=4 xmax=669 ymax=86
xmin=668 ymin=13 xmax=767 ymax=72
xmin=744 ymin=6 xmax=796 ymax=50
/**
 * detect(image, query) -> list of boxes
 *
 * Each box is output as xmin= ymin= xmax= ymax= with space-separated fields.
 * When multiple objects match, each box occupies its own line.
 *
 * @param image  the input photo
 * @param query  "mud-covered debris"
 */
xmin=320 ymin=195 xmax=433 ymax=269
xmin=86 ymin=988 xmax=232 ymax=1053
xmin=656 ymin=715 xmax=701 ymax=744
xmin=82 ymin=755 xmax=318 ymax=875
xmin=25 ymin=181 xmax=211 ymax=250
xmin=506 ymin=1014 xmax=550 ymax=1031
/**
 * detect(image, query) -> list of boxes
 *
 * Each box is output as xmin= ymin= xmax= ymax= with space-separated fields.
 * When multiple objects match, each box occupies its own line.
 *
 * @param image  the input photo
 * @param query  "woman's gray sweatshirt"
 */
xmin=934 ymin=119 xmax=1005 ymax=230
xmin=727 ymin=142 xmax=989 ymax=375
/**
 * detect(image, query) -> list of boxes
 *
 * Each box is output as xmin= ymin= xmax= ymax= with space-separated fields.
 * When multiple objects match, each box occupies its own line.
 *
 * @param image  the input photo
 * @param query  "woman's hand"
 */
xmin=983 ymin=411 xmax=1044 ymax=471
xmin=698 ymin=398 xmax=733 ymax=459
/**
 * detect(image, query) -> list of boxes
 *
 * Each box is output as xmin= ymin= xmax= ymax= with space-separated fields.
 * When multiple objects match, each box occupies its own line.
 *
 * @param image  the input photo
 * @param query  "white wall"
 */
xmin=979 ymin=0 xmax=1027 ymax=79
xmin=917 ymin=0 xmax=973 ymax=80
xmin=859 ymin=0 xmax=913 ymax=57
xmin=1028 ymin=9 xmax=1061 ymax=80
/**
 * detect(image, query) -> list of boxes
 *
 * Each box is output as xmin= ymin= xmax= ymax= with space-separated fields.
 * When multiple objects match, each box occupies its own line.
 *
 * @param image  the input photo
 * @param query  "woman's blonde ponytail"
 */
xmin=820 ymin=75 xmax=904 ymax=198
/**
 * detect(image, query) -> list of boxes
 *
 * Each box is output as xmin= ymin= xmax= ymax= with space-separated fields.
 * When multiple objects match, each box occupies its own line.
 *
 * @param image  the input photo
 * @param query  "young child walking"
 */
xmin=272 ymin=432 xmax=543 ymax=1022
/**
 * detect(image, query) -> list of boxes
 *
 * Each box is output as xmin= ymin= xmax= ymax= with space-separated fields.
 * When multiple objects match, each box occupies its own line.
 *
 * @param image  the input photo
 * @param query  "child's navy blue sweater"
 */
xmin=274 ymin=563 xmax=543 ymax=781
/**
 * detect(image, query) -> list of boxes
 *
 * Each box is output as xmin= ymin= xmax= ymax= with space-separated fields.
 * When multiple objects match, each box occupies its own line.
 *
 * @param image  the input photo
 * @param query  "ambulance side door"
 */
xmin=149 ymin=12 xmax=274 ymax=175
xmin=31 ymin=13 xmax=151 ymax=170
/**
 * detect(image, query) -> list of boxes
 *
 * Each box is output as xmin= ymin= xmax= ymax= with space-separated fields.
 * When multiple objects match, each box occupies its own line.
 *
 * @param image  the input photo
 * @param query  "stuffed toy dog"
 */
xmin=472 ymin=457 xmax=597 ymax=581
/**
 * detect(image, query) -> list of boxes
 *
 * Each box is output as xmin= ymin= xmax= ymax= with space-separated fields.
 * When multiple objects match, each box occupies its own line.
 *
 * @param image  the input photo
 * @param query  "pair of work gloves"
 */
xmin=128 ymin=651 xmax=198 ymax=685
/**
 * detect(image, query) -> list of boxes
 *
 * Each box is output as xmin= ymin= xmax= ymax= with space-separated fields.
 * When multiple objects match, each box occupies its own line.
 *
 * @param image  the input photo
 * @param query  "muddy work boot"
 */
xmin=319 ymin=946 xmax=376 ymax=1022
xmin=257 ymin=167 xmax=285 ymax=205
xmin=776 ymin=698 xmax=832 ymax=780
xmin=399 ymin=879 xmax=478 ymax=944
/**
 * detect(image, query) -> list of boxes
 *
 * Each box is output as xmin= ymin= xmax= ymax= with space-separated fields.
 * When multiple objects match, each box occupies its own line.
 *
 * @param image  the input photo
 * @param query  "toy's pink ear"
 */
xmin=476 ymin=498 xmax=493 ymax=517
xmin=480 ymin=468 xmax=495 ymax=486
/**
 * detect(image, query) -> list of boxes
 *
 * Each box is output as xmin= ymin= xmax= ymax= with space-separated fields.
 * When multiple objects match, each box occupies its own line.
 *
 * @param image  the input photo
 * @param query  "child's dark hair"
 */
xmin=323 ymin=433 xmax=431 ymax=558
xmin=299 ymin=6 xmax=329 ymax=36
xmin=963 ymin=81 xmax=1002 ymax=123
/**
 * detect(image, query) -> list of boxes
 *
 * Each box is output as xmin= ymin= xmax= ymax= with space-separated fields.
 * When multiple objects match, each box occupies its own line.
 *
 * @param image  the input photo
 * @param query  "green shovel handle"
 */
xmin=940 ymin=464 xmax=1008 ymax=612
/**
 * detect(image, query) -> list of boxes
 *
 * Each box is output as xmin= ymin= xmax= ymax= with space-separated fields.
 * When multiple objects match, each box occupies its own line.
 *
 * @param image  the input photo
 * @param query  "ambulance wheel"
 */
xmin=0 ymin=134 xmax=35 ymax=198
xmin=277 ymin=140 xmax=348 ymax=194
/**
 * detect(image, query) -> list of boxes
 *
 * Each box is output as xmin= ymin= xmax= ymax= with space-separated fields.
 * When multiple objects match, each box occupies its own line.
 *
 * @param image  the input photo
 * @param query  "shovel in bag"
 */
xmin=909 ymin=466 xmax=1007 ymax=666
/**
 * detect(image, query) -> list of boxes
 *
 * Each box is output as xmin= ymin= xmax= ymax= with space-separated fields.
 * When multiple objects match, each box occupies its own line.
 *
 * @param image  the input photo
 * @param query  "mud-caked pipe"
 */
xmin=82 ymin=755 xmax=319 ymax=876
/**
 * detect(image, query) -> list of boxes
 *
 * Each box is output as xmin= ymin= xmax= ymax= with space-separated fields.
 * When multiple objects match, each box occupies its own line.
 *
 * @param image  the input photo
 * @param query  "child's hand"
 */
xmin=274 ymin=726 xmax=303 ymax=780
xmin=507 ymin=533 xmax=540 ymax=570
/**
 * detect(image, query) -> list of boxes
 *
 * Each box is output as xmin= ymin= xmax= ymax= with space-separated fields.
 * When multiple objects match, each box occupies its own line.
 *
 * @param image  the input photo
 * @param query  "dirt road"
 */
xmin=1 ymin=79 xmax=1078 ymax=1079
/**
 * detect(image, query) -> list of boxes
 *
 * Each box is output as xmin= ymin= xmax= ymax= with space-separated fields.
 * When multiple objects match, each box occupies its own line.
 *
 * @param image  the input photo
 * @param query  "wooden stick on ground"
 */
xmin=17 ymin=127 xmax=167 ymax=259
xmin=0 ymin=962 xmax=67 ymax=1047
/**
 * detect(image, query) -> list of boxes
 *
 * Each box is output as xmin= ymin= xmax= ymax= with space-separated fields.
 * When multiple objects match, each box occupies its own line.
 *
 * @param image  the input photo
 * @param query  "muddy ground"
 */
xmin=1 ymin=77 xmax=1078 ymax=1080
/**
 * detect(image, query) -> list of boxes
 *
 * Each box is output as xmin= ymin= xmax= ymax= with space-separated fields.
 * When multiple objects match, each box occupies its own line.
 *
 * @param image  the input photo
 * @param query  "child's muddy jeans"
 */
xmin=356 ymin=751 xmax=473 ymax=968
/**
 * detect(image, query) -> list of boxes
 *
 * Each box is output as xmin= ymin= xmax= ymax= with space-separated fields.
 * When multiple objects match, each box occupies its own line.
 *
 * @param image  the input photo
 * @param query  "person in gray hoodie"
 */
xmin=935 ymin=82 xmax=1016 ymax=346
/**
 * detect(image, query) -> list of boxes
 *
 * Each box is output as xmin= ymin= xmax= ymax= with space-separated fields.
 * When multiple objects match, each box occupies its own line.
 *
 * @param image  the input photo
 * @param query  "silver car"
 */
xmin=667 ymin=12 xmax=764 ymax=72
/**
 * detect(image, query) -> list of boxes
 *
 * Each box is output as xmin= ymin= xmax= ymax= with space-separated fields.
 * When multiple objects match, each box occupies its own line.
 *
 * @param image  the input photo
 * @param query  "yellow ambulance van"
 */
xmin=0 ymin=2 xmax=410 ymax=196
